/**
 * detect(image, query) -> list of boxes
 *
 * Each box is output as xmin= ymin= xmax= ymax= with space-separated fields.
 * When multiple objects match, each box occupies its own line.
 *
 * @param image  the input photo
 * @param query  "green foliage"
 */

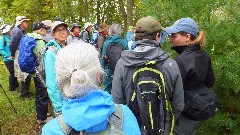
xmin=0 ymin=0 xmax=240 ymax=134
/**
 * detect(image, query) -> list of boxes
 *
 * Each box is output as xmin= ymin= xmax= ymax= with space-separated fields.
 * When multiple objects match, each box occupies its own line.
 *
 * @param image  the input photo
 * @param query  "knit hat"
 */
xmin=98 ymin=22 xmax=109 ymax=32
xmin=135 ymin=16 xmax=164 ymax=35
xmin=0 ymin=24 xmax=12 ymax=34
xmin=55 ymin=42 xmax=101 ymax=98
xmin=15 ymin=16 xmax=30 ymax=26
xmin=165 ymin=18 xmax=199 ymax=37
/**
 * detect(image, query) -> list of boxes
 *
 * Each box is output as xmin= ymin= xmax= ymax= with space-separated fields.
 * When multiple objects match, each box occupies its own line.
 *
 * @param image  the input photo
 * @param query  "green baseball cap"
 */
xmin=135 ymin=16 xmax=164 ymax=35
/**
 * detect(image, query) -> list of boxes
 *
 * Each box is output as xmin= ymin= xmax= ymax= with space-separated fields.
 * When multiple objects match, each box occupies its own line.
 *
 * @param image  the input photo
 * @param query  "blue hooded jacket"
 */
xmin=44 ymin=39 xmax=64 ymax=113
xmin=42 ymin=90 xmax=140 ymax=135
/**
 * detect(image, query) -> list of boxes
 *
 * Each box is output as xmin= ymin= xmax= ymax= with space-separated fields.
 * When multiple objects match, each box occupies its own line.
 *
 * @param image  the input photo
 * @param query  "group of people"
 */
xmin=0 ymin=14 xmax=215 ymax=135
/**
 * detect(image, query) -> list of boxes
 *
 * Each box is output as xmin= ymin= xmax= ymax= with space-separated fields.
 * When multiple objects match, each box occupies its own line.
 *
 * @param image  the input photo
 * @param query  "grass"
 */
xmin=0 ymin=59 xmax=48 ymax=135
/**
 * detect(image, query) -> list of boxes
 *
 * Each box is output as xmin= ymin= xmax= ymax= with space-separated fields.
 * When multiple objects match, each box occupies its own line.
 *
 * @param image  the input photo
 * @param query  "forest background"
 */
xmin=0 ymin=0 xmax=239 ymax=134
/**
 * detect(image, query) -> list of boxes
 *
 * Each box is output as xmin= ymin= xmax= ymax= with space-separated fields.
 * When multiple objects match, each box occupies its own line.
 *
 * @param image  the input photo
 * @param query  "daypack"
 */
xmin=36 ymin=46 xmax=58 ymax=87
xmin=57 ymin=104 xmax=125 ymax=135
xmin=183 ymin=86 xmax=219 ymax=121
xmin=105 ymin=41 xmax=124 ymax=72
xmin=129 ymin=60 xmax=174 ymax=135
xmin=18 ymin=35 xmax=39 ymax=74
xmin=90 ymin=32 xmax=99 ymax=48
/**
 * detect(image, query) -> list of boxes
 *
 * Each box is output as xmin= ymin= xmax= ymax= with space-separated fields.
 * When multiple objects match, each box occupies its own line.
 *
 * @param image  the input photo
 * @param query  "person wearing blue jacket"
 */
xmin=44 ymin=21 xmax=68 ymax=115
xmin=0 ymin=24 xmax=19 ymax=91
xmin=100 ymin=23 xmax=128 ymax=93
xmin=42 ymin=43 xmax=140 ymax=135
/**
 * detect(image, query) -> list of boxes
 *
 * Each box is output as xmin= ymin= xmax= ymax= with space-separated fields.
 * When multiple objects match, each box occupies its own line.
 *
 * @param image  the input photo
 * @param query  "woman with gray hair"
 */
xmin=42 ymin=42 xmax=140 ymax=135
xmin=100 ymin=23 xmax=128 ymax=94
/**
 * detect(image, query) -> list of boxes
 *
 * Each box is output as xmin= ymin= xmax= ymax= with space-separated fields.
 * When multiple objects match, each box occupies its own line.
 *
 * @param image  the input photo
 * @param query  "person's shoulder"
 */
xmin=42 ymin=118 xmax=64 ymax=135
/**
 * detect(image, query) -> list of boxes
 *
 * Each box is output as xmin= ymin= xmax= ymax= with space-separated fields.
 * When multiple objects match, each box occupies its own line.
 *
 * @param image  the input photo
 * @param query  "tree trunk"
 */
xmin=127 ymin=0 xmax=134 ymax=27
xmin=118 ymin=0 xmax=127 ymax=35
xmin=55 ymin=0 xmax=62 ymax=18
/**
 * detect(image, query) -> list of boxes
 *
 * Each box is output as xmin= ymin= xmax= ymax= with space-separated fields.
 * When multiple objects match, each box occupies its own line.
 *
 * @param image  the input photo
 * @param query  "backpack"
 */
xmin=36 ymin=46 xmax=58 ymax=87
xmin=129 ymin=59 xmax=174 ymax=135
xmin=57 ymin=104 xmax=125 ymax=135
xmin=105 ymin=41 xmax=124 ymax=72
xmin=90 ymin=32 xmax=99 ymax=48
xmin=183 ymin=86 xmax=220 ymax=121
xmin=18 ymin=35 xmax=39 ymax=74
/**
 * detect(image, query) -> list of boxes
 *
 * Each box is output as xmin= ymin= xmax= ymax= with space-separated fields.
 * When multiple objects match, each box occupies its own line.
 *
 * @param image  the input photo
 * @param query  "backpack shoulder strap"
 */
xmin=3 ymin=35 xmax=7 ymax=47
xmin=108 ymin=104 xmax=124 ymax=130
xmin=57 ymin=114 xmax=81 ymax=135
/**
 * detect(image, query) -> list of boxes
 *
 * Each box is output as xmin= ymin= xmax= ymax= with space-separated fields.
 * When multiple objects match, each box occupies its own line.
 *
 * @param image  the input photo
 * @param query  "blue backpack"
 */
xmin=18 ymin=35 xmax=38 ymax=74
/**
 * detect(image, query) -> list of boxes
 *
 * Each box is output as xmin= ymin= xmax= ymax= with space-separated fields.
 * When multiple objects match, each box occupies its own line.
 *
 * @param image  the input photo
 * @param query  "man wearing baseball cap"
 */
xmin=25 ymin=22 xmax=52 ymax=124
xmin=111 ymin=16 xmax=184 ymax=135
xmin=9 ymin=15 xmax=31 ymax=98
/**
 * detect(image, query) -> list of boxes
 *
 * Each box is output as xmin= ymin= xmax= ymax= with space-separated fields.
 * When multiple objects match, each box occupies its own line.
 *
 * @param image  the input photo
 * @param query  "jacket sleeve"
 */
xmin=82 ymin=31 xmax=88 ymax=42
xmin=100 ymin=40 xmax=108 ymax=68
xmin=10 ymin=29 xmax=21 ymax=57
xmin=0 ymin=36 xmax=10 ymax=57
xmin=112 ymin=61 xmax=125 ymax=104
xmin=45 ymin=50 xmax=63 ymax=113
xmin=163 ymin=60 xmax=184 ymax=119
xmin=97 ymin=35 xmax=104 ymax=49
xmin=121 ymin=104 xmax=141 ymax=135
xmin=205 ymin=59 xmax=215 ymax=88
xmin=66 ymin=35 xmax=73 ymax=45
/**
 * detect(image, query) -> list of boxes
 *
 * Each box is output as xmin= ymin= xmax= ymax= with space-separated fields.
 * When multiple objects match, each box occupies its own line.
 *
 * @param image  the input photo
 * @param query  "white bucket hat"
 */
xmin=0 ymin=24 xmax=12 ymax=34
xmin=15 ymin=16 xmax=30 ymax=26
xmin=51 ymin=21 xmax=68 ymax=33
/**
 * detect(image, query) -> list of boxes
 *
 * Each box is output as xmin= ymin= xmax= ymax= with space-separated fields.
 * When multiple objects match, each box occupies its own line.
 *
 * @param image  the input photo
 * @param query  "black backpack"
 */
xmin=183 ymin=86 xmax=220 ymax=121
xmin=105 ymin=41 xmax=124 ymax=72
xmin=129 ymin=59 xmax=174 ymax=135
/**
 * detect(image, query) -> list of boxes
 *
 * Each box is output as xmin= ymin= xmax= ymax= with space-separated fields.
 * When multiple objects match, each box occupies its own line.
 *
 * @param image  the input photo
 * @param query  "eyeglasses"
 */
xmin=54 ymin=28 xmax=67 ymax=33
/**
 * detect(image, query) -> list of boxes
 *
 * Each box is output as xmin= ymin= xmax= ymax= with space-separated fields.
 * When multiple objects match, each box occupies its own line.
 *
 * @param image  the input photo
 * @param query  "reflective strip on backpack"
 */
xmin=148 ymin=101 xmax=153 ymax=129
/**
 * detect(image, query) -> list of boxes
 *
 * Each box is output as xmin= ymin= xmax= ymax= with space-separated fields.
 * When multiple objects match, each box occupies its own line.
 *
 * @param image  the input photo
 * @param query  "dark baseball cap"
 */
xmin=32 ymin=22 xmax=50 ymax=30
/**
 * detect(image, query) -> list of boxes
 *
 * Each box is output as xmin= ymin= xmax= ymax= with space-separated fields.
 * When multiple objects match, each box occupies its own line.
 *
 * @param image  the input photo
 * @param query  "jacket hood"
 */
xmin=120 ymin=40 xmax=169 ymax=67
xmin=62 ymin=90 xmax=115 ymax=133
xmin=46 ymin=39 xmax=62 ymax=50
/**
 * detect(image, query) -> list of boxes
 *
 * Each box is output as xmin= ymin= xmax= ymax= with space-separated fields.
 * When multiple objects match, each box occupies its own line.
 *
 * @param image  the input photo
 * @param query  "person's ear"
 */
xmin=185 ymin=34 xmax=191 ymax=42
xmin=155 ymin=33 xmax=161 ymax=43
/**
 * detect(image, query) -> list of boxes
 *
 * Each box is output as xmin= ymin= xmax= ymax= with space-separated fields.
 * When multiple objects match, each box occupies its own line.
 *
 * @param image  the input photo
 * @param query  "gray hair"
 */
xmin=55 ymin=41 xmax=101 ymax=98
xmin=108 ymin=23 xmax=122 ymax=36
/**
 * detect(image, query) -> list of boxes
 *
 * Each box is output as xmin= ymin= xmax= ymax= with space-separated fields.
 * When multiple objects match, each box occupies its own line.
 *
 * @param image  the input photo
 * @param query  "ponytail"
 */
xmin=192 ymin=31 xmax=206 ymax=47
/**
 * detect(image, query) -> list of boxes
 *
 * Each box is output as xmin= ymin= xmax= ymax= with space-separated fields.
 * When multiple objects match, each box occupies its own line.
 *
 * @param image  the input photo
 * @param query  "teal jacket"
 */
xmin=100 ymin=35 xmax=128 ymax=93
xmin=0 ymin=34 xmax=12 ymax=62
xmin=100 ymin=35 xmax=128 ymax=67
xmin=42 ymin=90 xmax=140 ymax=135
xmin=44 ymin=39 xmax=63 ymax=113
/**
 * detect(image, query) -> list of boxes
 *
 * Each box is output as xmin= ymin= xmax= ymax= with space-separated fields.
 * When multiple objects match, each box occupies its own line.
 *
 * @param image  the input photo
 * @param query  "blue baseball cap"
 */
xmin=165 ymin=18 xmax=199 ymax=37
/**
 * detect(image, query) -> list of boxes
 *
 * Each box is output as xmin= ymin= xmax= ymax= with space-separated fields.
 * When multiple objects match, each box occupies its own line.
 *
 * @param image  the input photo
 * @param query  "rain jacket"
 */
xmin=42 ymin=90 xmax=140 ymax=135
xmin=100 ymin=35 xmax=128 ymax=93
xmin=44 ymin=39 xmax=63 ymax=113
xmin=0 ymin=34 xmax=12 ymax=62
xmin=111 ymin=39 xmax=184 ymax=134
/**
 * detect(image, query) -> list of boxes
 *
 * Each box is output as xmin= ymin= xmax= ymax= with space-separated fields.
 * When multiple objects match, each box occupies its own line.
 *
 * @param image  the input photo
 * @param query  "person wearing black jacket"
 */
xmin=165 ymin=18 xmax=215 ymax=135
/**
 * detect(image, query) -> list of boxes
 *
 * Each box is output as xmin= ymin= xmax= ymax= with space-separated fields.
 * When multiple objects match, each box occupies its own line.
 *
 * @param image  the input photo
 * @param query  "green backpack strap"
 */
xmin=57 ymin=114 xmax=82 ymax=135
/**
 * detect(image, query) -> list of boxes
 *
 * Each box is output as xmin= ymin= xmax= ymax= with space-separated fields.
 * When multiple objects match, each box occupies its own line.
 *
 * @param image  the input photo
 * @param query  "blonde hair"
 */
xmin=192 ymin=31 xmax=206 ymax=47
xmin=55 ymin=41 xmax=101 ymax=98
